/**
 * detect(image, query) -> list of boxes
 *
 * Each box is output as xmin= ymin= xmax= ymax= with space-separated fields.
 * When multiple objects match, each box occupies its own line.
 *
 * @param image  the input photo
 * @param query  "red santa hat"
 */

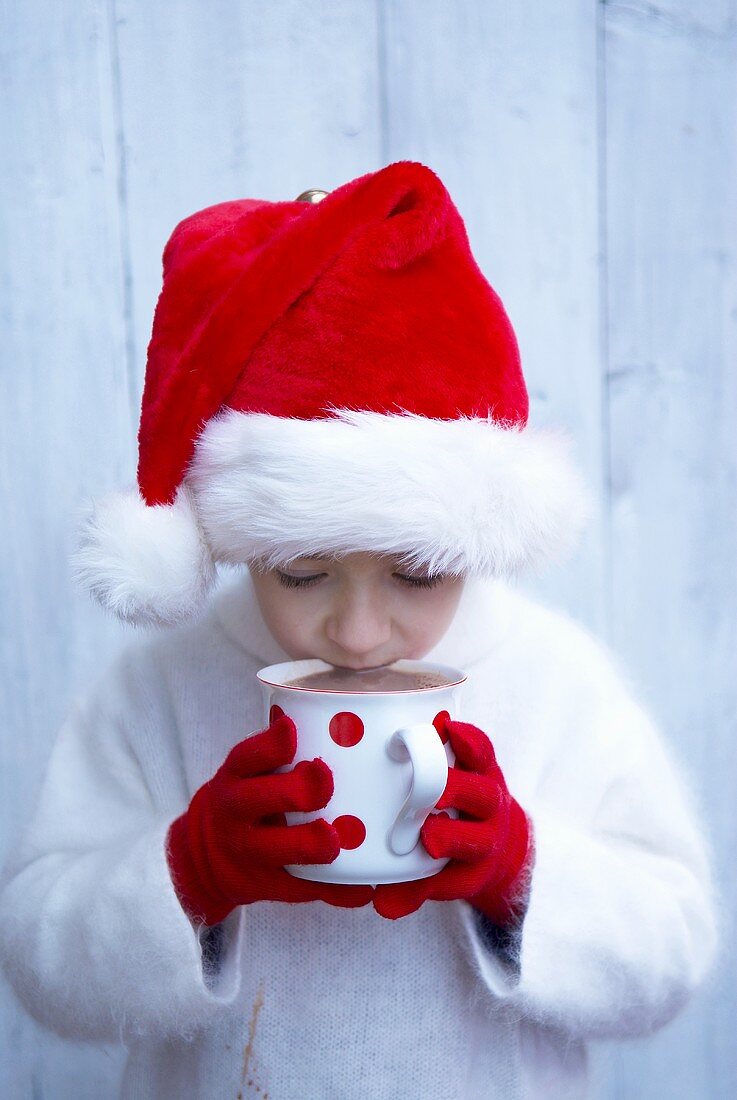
xmin=74 ymin=160 xmax=588 ymax=627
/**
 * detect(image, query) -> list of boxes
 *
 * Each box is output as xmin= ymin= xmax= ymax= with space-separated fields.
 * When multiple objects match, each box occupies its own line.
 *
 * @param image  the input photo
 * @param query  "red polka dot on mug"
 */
xmin=270 ymin=703 xmax=285 ymax=724
xmin=333 ymin=814 xmax=366 ymax=850
xmin=329 ymin=711 xmax=364 ymax=747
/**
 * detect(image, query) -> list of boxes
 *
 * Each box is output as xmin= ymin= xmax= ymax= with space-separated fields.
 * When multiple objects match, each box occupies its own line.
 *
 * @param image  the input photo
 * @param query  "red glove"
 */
xmin=372 ymin=716 xmax=533 ymax=923
xmin=166 ymin=713 xmax=374 ymax=925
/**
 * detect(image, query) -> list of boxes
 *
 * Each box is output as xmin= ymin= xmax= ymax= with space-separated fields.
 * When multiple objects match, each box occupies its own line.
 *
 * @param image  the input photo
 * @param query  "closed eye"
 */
xmin=275 ymin=571 xmax=445 ymax=590
xmin=395 ymin=573 xmax=445 ymax=589
xmin=275 ymin=572 xmax=325 ymax=589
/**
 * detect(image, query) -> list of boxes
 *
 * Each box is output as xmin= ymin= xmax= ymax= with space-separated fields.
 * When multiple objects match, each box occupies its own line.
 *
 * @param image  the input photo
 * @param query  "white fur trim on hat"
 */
xmin=73 ymin=483 xmax=216 ymax=627
xmin=186 ymin=407 xmax=590 ymax=577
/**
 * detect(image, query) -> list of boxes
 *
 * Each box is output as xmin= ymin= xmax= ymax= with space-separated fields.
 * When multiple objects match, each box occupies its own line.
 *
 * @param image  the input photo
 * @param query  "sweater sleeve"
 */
xmin=457 ymin=645 xmax=719 ymax=1042
xmin=0 ymin=650 xmax=245 ymax=1044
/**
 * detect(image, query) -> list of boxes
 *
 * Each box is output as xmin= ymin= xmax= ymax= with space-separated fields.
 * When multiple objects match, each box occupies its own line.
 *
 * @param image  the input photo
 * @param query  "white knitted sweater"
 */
xmin=0 ymin=573 xmax=717 ymax=1099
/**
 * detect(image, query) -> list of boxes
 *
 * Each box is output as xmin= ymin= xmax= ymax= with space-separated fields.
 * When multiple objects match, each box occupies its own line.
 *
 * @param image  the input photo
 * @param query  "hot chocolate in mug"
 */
xmin=256 ymin=658 xmax=467 ymax=886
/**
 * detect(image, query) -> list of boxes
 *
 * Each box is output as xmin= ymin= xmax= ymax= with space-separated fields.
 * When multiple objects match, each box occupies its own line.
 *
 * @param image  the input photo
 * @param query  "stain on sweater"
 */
xmin=237 ymin=978 xmax=266 ymax=1098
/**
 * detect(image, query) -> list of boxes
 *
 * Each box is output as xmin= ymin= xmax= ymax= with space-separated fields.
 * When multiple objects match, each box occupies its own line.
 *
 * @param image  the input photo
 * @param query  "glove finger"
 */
xmin=421 ymin=812 xmax=497 ymax=863
xmin=296 ymin=881 xmax=375 ymax=909
xmin=243 ymin=817 xmax=340 ymax=866
xmin=261 ymin=811 xmax=287 ymax=826
xmin=436 ymin=767 xmax=500 ymax=819
xmin=420 ymin=858 xmax=492 ymax=902
xmin=444 ymin=720 xmax=496 ymax=774
xmin=256 ymin=866 xmax=334 ymax=904
xmin=372 ymin=880 xmax=430 ymax=920
xmin=223 ymin=715 xmax=297 ymax=778
xmin=256 ymin=867 xmax=372 ymax=907
xmin=236 ymin=758 xmax=334 ymax=821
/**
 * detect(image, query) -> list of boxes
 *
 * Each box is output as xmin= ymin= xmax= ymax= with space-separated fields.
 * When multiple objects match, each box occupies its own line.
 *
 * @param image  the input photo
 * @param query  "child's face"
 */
xmin=248 ymin=552 xmax=465 ymax=670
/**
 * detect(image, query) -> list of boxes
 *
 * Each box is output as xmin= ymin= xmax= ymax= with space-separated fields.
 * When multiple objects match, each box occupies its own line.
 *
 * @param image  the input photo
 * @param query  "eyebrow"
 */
xmin=289 ymin=556 xmax=338 ymax=566
xmin=286 ymin=554 xmax=410 ymax=572
xmin=280 ymin=558 xmax=336 ymax=572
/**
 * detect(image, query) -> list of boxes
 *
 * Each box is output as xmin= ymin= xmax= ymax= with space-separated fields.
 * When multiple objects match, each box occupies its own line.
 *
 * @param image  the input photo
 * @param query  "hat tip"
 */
xmin=294 ymin=188 xmax=329 ymax=204
xmin=73 ymin=484 xmax=217 ymax=628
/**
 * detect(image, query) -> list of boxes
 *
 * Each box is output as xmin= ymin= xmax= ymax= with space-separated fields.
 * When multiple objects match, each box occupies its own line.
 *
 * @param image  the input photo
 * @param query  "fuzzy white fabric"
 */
xmin=73 ymin=483 xmax=216 ymax=627
xmin=187 ymin=408 xmax=589 ymax=576
xmin=74 ymin=409 xmax=588 ymax=627
xmin=0 ymin=574 xmax=718 ymax=1099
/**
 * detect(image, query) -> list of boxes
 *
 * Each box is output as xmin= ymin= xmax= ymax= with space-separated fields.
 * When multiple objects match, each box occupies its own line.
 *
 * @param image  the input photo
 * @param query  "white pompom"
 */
xmin=73 ymin=483 xmax=217 ymax=627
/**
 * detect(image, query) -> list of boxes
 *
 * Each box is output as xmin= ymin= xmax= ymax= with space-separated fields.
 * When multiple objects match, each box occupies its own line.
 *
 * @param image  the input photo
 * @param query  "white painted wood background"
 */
xmin=1 ymin=1 xmax=735 ymax=1096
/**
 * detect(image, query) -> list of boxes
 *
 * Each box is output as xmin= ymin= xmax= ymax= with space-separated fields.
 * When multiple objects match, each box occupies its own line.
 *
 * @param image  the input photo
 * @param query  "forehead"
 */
xmin=291 ymin=551 xmax=401 ymax=567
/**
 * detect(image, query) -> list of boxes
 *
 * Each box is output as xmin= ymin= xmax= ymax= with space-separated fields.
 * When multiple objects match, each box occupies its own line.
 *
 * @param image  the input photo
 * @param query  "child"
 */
xmin=0 ymin=161 xmax=717 ymax=1099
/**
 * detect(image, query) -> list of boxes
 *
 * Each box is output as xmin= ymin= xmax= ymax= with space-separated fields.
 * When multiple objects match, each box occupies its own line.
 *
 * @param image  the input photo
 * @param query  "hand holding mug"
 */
xmin=372 ymin=716 xmax=534 ymax=923
xmin=166 ymin=713 xmax=374 ymax=926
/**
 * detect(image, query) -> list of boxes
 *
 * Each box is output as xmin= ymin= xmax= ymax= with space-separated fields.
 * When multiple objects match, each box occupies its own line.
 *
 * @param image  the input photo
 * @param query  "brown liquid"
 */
xmin=285 ymin=666 xmax=453 ymax=693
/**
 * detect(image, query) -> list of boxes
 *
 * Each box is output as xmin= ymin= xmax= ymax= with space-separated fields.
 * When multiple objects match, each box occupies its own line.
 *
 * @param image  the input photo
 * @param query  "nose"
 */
xmin=324 ymin=588 xmax=392 ymax=662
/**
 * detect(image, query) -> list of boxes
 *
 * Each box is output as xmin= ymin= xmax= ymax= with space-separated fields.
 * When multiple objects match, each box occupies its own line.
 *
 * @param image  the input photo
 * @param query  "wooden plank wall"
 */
xmin=1 ymin=2 xmax=734 ymax=1096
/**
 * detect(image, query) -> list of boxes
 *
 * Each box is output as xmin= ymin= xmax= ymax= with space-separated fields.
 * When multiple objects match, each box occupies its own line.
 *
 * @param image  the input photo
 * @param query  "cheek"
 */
xmin=251 ymin=580 xmax=316 ymax=650
xmin=270 ymin=600 xmax=318 ymax=648
xmin=400 ymin=590 xmax=461 ymax=646
xmin=271 ymin=589 xmax=348 ymax=658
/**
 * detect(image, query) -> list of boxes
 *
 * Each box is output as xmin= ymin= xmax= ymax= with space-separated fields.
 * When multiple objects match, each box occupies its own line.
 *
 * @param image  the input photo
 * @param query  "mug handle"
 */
xmin=386 ymin=724 xmax=449 ymax=856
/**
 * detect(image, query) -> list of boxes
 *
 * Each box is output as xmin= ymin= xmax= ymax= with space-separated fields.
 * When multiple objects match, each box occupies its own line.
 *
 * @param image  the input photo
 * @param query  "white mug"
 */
xmin=256 ymin=658 xmax=467 ymax=886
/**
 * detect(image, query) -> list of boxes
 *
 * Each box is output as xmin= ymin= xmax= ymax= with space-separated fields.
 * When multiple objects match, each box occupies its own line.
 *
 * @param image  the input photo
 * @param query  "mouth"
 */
xmin=331 ymin=662 xmax=393 ymax=672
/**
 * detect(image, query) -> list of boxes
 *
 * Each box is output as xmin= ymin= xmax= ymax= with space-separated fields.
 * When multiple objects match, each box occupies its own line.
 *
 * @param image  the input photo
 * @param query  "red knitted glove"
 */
xmin=372 ymin=716 xmax=533 ymax=923
xmin=166 ymin=713 xmax=374 ymax=925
